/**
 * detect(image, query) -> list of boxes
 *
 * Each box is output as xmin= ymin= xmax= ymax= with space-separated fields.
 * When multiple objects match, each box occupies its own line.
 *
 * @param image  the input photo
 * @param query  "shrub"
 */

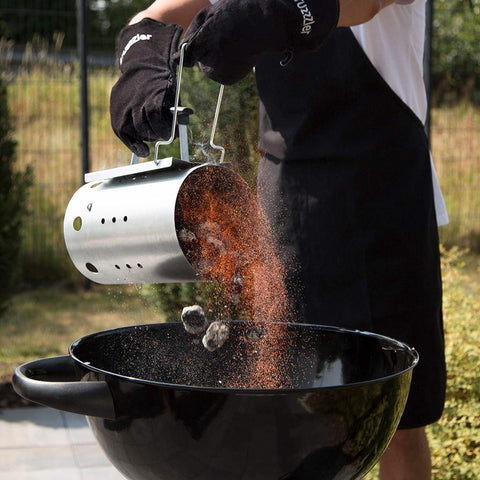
xmin=432 ymin=0 xmax=480 ymax=103
xmin=0 ymin=77 xmax=32 ymax=313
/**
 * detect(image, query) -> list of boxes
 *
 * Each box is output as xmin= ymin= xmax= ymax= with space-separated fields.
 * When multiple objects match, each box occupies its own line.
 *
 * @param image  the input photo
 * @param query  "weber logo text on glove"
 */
xmin=120 ymin=33 xmax=153 ymax=66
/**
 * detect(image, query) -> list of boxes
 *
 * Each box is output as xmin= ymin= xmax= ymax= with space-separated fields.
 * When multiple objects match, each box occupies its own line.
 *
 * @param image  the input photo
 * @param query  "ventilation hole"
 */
xmin=112 ymin=217 xmax=116 ymax=223
xmin=101 ymin=218 xmax=106 ymax=224
xmin=126 ymin=264 xmax=132 ymax=269
xmin=73 ymin=216 xmax=82 ymax=231
xmin=115 ymin=265 xmax=120 ymax=270
xmin=85 ymin=262 xmax=98 ymax=273
xmin=123 ymin=216 xmax=128 ymax=222
xmin=137 ymin=263 xmax=143 ymax=268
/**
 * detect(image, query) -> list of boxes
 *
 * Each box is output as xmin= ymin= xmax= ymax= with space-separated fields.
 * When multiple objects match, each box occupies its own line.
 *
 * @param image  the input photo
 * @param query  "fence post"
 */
xmin=76 ymin=0 xmax=91 ymax=289
xmin=76 ymin=0 xmax=90 ymax=183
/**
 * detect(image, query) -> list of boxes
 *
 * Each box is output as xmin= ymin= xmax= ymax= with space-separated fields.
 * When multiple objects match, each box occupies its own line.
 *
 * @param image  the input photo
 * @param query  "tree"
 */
xmin=89 ymin=0 xmax=149 ymax=52
xmin=0 ymin=0 xmax=77 ymax=48
xmin=432 ymin=0 xmax=480 ymax=102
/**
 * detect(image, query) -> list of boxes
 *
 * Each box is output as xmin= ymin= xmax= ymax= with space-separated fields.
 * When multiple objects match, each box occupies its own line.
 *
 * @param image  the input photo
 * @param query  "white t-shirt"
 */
xmin=351 ymin=0 xmax=448 ymax=225
xmin=208 ymin=0 xmax=449 ymax=225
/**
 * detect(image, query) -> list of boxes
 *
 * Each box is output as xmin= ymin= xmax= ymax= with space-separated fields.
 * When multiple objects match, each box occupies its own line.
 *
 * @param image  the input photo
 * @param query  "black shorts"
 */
xmin=257 ymin=153 xmax=446 ymax=429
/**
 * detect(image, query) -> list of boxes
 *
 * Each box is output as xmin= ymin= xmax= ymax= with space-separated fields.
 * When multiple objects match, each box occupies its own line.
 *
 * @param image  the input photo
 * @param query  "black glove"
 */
xmin=182 ymin=0 xmax=339 ymax=85
xmin=110 ymin=18 xmax=183 ymax=157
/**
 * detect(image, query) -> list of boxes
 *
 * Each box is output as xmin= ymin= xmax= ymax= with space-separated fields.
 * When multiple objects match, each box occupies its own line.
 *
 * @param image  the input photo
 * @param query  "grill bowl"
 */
xmin=14 ymin=321 xmax=418 ymax=480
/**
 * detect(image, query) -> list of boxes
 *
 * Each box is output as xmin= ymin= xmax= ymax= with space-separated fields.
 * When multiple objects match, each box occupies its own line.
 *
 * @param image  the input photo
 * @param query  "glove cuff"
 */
xmin=117 ymin=18 xmax=183 ymax=72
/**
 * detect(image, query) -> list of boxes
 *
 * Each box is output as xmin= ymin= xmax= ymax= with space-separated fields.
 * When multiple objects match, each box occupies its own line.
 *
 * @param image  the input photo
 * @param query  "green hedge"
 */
xmin=0 ymin=77 xmax=32 ymax=312
xmin=432 ymin=0 xmax=480 ymax=102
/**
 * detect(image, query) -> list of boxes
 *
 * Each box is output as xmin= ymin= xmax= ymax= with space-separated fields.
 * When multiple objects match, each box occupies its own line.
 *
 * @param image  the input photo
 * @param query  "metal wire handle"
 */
xmin=209 ymin=84 xmax=225 ymax=163
xmin=152 ymin=42 xmax=188 ymax=163
xmin=129 ymin=42 xmax=226 ymax=165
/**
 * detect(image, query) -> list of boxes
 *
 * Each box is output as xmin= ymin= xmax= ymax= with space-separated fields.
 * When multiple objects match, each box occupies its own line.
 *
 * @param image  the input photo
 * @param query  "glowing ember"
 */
xmin=175 ymin=166 xmax=295 ymax=388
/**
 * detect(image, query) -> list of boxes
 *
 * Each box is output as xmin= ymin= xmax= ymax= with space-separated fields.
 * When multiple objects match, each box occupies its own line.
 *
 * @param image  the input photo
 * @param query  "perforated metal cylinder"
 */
xmin=64 ymin=163 xmax=248 ymax=285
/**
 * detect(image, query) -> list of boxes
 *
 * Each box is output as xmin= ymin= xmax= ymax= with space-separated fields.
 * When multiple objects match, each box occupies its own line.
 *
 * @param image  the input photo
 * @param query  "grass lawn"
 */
xmin=0 ymin=284 xmax=165 ymax=382
xmin=0 ymin=250 xmax=478 ymax=478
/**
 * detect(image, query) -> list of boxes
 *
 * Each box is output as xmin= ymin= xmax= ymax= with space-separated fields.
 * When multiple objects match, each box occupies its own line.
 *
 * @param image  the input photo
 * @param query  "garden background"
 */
xmin=0 ymin=1 xmax=479 ymax=478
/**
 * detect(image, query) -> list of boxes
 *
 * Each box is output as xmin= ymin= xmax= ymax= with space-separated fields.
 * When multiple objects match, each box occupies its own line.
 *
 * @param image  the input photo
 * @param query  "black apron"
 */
xmin=255 ymin=28 xmax=446 ymax=429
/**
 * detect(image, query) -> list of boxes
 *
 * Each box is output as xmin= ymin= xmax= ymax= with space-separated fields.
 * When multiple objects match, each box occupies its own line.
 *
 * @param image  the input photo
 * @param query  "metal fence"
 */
xmin=1 ymin=1 xmax=479 ymax=284
xmin=0 ymin=1 xmax=125 ymax=283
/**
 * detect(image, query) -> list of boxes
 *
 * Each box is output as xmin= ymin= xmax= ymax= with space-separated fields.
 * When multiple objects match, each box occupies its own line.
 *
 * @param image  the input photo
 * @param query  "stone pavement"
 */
xmin=0 ymin=407 xmax=125 ymax=479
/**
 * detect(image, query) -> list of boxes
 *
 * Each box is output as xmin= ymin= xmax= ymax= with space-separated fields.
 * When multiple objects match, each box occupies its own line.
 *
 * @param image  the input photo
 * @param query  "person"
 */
xmin=109 ymin=0 xmax=448 ymax=478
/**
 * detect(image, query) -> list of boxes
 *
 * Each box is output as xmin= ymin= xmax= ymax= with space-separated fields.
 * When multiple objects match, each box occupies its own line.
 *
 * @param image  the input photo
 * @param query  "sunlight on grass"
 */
xmin=0 ymin=285 xmax=165 ymax=381
xmin=431 ymin=104 xmax=480 ymax=251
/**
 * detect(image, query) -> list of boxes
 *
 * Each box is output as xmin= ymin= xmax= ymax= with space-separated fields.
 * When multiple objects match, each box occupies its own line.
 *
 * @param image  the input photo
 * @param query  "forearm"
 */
xmin=130 ymin=0 xmax=399 ymax=30
xmin=338 ymin=0 xmax=398 ymax=26
xmin=129 ymin=0 xmax=210 ymax=29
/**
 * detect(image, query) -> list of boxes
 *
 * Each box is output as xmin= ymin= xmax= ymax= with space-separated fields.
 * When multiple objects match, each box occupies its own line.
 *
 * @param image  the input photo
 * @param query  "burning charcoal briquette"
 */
xmin=177 ymin=228 xmax=199 ymax=253
xmin=206 ymin=235 xmax=227 ymax=254
xmin=178 ymin=227 xmax=197 ymax=244
xmin=202 ymin=321 xmax=229 ymax=352
xmin=229 ymin=273 xmax=245 ymax=305
xmin=197 ymin=221 xmax=230 ymax=252
xmin=246 ymin=325 xmax=266 ymax=342
xmin=181 ymin=305 xmax=208 ymax=335
xmin=196 ymin=220 xmax=222 ymax=238
xmin=231 ymin=272 xmax=245 ymax=292
xmin=230 ymin=274 xmax=245 ymax=293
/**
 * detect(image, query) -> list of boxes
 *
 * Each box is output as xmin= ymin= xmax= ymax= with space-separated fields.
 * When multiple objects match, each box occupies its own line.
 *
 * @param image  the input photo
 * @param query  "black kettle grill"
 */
xmin=13 ymin=321 xmax=418 ymax=480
